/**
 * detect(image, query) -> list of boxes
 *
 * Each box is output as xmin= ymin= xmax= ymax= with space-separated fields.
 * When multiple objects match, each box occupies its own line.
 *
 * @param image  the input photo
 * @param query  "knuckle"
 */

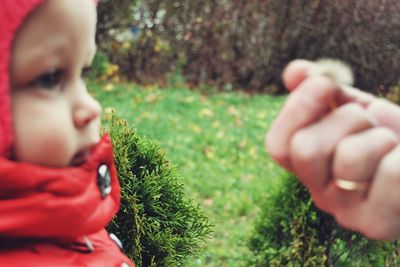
xmin=340 ymin=103 xmax=374 ymax=124
xmin=294 ymin=75 xmax=334 ymax=100
xmin=335 ymin=215 xmax=349 ymax=230
xmin=334 ymin=138 xmax=365 ymax=178
xmin=265 ymin=133 xmax=288 ymax=165
xmin=336 ymin=209 xmax=367 ymax=234
xmin=361 ymin=202 xmax=400 ymax=240
xmin=341 ymin=102 xmax=364 ymax=113
xmin=306 ymin=75 xmax=334 ymax=88
xmin=336 ymin=137 xmax=361 ymax=163
xmin=368 ymin=98 xmax=389 ymax=113
xmin=378 ymin=153 xmax=400 ymax=182
xmin=335 ymin=208 xmax=363 ymax=234
xmin=303 ymin=76 xmax=336 ymax=99
xmin=290 ymin=130 xmax=322 ymax=164
xmin=361 ymin=218 xmax=392 ymax=240
xmin=376 ymin=127 xmax=399 ymax=145
xmin=310 ymin=192 xmax=330 ymax=212
xmin=314 ymin=200 xmax=329 ymax=213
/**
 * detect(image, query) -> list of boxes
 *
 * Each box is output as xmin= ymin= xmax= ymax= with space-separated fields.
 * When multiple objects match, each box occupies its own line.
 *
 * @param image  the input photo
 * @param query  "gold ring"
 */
xmin=334 ymin=179 xmax=370 ymax=192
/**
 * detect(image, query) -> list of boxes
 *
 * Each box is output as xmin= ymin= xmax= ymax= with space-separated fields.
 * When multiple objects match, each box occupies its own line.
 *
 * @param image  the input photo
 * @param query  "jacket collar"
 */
xmin=0 ymin=135 xmax=120 ymax=238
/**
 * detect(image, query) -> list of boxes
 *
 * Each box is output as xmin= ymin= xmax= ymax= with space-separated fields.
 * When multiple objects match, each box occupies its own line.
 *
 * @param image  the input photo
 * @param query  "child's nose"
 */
xmin=74 ymin=90 xmax=102 ymax=128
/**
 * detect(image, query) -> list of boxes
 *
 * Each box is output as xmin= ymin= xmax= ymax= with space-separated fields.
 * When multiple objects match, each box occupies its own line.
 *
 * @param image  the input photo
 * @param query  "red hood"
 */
xmin=0 ymin=0 xmax=44 ymax=158
xmin=0 ymin=135 xmax=121 ymax=238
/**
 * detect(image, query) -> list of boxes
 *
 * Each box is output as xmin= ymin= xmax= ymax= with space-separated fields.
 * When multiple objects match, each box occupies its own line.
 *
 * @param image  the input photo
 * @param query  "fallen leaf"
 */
xmin=145 ymin=94 xmax=159 ymax=103
xmin=203 ymin=146 xmax=215 ymax=159
xmin=212 ymin=120 xmax=221 ymax=128
xmin=103 ymin=83 xmax=114 ymax=92
xmin=239 ymin=138 xmax=248 ymax=149
xmin=249 ymin=147 xmax=258 ymax=159
xmin=183 ymin=96 xmax=195 ymax=103
xmin=203 ymin=198 xmax=213 ymax=207
xmin=199 ymin=108 xmax=214 ymax=117
xmin=227 ymin=106 xmax=240 ymax=116
xmin=189 ymin=124 xmax=202 ymax=133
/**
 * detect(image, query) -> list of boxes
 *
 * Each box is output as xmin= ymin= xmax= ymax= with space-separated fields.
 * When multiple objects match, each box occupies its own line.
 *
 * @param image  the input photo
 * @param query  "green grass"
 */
xmin=90 ymin=81 xmax=287 ymax=266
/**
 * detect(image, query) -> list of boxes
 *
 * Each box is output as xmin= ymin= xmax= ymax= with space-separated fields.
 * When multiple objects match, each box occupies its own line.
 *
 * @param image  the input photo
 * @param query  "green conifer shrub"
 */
xmin=104 ymin=115 xmax=213 ymax=267
xmin=248 ymin=174 xmax=400 ymax=267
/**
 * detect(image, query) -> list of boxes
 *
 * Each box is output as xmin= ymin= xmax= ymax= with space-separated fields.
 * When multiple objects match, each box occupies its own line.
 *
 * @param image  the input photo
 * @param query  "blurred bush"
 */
xmin=105 ymin=115 xmax=212 ymax=267
xmin=382 ymin=84 xmax=400 ymax=105
xmin=248 ymin=174 xmax=400 ymax=267
xmin=97 ymin=0 xmax=400 ymax=93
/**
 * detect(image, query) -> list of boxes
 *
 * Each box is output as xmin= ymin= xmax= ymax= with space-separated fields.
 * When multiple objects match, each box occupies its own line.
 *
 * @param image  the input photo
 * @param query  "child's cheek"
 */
xmin=12 ymin=94 xmax=76 ymax=167
xmin=13 ymin=123 xmax=75 ymax=167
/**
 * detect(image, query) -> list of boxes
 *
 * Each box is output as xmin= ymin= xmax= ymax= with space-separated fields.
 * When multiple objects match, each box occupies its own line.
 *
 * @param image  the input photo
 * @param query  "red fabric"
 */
xmin=0 ymin=229 xmax=133 ymax=267
xmin=0 ymin=135 xmax=119 ymax=238
xmin=0 ymin=230 xmax=133 ymax=267
xmin=0 ymin=135 xmax=134 ymax=266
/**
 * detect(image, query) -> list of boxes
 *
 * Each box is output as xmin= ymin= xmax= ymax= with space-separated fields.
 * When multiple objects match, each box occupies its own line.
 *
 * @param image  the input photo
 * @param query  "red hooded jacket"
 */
xmin=0 ymin=1 xmax=134 ymax=266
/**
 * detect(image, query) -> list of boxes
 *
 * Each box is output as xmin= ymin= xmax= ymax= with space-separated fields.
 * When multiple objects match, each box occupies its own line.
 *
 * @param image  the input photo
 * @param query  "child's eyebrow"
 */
xmin=11 ymin=41 xmax=61 ymax=81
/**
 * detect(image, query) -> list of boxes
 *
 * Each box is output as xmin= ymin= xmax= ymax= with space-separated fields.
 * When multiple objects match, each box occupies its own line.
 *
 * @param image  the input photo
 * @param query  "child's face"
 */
xmin=9 ymin=0 xmax=101 ymax=167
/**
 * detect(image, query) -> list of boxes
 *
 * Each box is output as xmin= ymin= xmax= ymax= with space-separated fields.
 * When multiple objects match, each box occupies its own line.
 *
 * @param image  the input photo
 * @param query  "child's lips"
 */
xmin=70 ymin=149 xmax=92 ymax=166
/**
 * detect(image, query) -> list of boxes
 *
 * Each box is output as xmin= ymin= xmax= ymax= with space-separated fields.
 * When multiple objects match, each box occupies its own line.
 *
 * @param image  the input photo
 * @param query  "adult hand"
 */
xmin=266 ymin=59 xmax=400 ymax=240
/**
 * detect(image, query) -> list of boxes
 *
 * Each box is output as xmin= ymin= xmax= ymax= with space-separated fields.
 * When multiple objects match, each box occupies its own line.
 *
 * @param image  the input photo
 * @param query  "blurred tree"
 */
xmin=98 ymin=0 xmax=400 ymax=94
xmin=97 ymin=0 xmax=136 ymax=43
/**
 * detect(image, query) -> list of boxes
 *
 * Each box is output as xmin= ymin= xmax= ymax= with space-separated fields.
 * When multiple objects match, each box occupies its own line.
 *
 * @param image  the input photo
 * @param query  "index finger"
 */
xmin=266 ymin=76 xmax=337 ymax=169
xmin=267 ymin=60 xmax=376 ymax=169
xmin=282 ymin=59 xmax=315 ymax=91
xmin=283 ymin=59 xmax=375 ymax=106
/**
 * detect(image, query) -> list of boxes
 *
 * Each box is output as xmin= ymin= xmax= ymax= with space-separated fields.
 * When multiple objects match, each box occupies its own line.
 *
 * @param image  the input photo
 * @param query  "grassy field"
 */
xmin=91 ymin=81 xmax=288 ymax=266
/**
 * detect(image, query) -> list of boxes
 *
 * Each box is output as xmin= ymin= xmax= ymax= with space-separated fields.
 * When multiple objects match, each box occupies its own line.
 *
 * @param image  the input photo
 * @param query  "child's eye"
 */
xmin=81 ymin=66 xmax=92 ymax=79
xmin=32 ymin=70 xmax=62 ymax=90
